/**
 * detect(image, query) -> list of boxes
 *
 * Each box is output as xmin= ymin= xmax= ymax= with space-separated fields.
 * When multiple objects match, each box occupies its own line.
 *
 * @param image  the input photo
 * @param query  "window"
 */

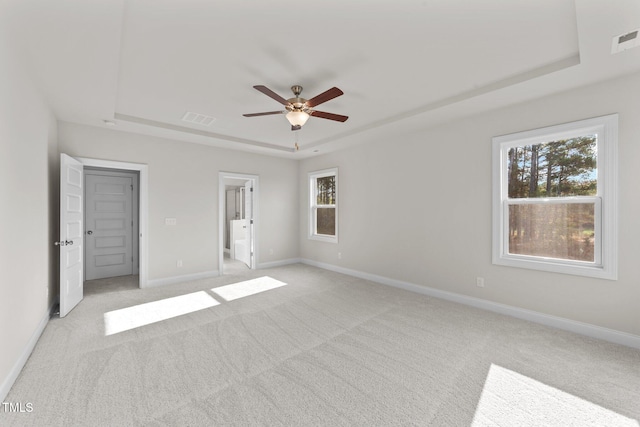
xmin=492 ymin=115 xmax=617 ymax=279
xmin=309 ymin=168 xmax=338 ymax=242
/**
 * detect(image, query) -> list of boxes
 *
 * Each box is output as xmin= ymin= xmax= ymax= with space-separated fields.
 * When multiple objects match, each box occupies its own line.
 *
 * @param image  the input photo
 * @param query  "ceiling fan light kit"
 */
xmin=243 ymin=84 xmax=348 ymax=131
xmin=286 ymin=110 xmax=310 ymax=127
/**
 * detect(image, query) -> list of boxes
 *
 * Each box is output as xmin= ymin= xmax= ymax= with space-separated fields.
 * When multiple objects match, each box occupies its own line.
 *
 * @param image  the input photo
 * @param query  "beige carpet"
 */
xmin=3 ymin=264 xmax=639 ymax=426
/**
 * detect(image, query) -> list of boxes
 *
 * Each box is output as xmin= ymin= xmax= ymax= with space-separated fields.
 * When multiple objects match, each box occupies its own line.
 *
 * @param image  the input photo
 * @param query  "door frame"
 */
xmin=218 ymin=171 xmax=258 ymax=273
xmin=77 ymin=157 xmax=149 ymax=288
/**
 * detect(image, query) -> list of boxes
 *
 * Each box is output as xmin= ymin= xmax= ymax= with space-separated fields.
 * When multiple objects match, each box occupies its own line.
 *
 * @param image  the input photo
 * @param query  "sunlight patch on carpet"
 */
xmin=472 ymin=364 xmax=638 ymax=426
xmin=104 ymin=291 xmax=219 ymax=335
xmin=211 ymin=276 xmax=287 ymax=301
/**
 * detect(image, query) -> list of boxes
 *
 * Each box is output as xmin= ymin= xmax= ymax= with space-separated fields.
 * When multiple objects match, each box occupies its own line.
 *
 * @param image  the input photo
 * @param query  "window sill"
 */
xmin=308 ymin=234 xmax=338 ymax=244
xmin=493 ymin=255 xmax=616 ymax=280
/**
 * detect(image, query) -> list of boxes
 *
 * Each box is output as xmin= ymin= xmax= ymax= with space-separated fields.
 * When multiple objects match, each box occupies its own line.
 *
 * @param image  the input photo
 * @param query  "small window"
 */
xmin=309 ymin=168 xmax=338 ymax=243
xmin=492 ymin=115 xmax=618 ymax=279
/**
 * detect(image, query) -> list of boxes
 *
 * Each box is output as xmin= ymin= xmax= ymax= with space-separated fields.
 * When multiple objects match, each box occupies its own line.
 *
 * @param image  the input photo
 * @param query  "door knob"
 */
xmin=87 ymin=230 xmax=93 ymax=235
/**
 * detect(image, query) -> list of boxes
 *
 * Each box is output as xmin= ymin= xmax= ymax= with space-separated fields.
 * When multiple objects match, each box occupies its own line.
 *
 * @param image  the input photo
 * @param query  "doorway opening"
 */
xmin=78 ymin=157 xmax=148 ymax=288
xmin=219 ymin=172 xmax=258 ymax=275
xmin=83 ymin=167 xmax=139 ymax=296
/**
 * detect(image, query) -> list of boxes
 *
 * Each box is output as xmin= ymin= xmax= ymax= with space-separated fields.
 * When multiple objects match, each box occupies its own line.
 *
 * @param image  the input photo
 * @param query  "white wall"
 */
xmin=0 ymin=25 xmax=58 ymax=398
xmin=58 ymin=123 xmax=298 ymax=281
xmin=299 ymin=71 xmax=640 ymax=336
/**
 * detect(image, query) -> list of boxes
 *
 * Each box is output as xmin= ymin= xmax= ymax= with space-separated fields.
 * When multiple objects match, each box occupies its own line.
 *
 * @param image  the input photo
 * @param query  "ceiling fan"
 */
xmin=243 ymin=85 xmax=348 ymax=131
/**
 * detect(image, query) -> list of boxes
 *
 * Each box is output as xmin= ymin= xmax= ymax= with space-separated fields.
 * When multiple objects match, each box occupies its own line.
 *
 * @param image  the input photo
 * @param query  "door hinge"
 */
xmin=131 ymin=184 xmax=133 ymax=190
xmin=250 ymin=187 xmax=253 ymax=192
xmin=250 ymin=219 xmax=253 ymax=224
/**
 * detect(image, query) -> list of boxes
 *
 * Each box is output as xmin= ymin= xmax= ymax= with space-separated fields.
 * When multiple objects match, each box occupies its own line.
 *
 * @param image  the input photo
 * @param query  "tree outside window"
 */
xmin=507 ymin=136 xmax=597 ymax=262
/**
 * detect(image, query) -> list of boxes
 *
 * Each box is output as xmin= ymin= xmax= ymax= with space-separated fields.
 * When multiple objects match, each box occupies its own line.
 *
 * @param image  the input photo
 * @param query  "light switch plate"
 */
xmin=165 ymin=217 xmax=177 ymax=226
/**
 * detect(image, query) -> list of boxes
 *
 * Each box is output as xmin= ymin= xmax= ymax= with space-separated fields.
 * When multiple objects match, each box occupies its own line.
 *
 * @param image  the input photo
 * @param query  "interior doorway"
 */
xmin=219 ymin=172 xmax=258 ymax=275
xmin=78 ymin=157 xmax=148 ymax=289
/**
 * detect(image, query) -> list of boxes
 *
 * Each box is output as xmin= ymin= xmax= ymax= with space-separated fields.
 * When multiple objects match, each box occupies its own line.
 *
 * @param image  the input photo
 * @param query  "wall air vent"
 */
xmin=182 ymin=111 xmax=216 ymax=126
xmin=611 ymin=29 xmax=639 ymax=54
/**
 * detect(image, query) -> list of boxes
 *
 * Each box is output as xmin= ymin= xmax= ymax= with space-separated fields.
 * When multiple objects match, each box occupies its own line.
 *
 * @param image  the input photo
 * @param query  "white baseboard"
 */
xmin=0 ymin=302 xmax=55 ymax=402
xmin=145 ymin=270 xmax=219 ymax=288
xmin=300 ymin=259 xmax=640 ymax=350
xmin=258 ymin=258 xmax=302 ymax=269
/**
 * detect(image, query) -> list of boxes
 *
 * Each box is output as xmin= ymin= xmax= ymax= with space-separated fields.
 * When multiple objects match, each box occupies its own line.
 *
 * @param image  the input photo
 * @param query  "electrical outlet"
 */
xmin=338 ymin=252 xmax=342 ymax=259
xmin=177 ymin=260 xmax=183 ymax=268
xmin=476 ymin=277 xmax=485 ymax=288
xmin=269 ymin=248 xmax=274 ymax=255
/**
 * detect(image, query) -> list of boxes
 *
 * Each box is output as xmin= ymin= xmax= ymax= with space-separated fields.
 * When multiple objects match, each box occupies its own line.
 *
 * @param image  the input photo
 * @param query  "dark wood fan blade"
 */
xmin=305 ymin=87 xmax=344 ymax=108
xmin=243 ymin=111 xmax=285 ymax=117
xmin=309 ymin=110 xmax=349 ymax=122
xmin=253 ymin=85 xmax=290 ymax=106
xmin=291 ymin=125 xmax=302 ymax=131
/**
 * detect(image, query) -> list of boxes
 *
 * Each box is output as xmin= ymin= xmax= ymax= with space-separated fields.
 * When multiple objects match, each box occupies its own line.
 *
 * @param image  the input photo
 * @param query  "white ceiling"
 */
xmin=3 ymin=0 xmax=640 ymax=158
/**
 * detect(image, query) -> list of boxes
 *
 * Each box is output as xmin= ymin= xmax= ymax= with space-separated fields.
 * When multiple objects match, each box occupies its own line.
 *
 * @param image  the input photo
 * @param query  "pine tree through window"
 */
xmin=507 ymin=136 xmax=597 ymax=262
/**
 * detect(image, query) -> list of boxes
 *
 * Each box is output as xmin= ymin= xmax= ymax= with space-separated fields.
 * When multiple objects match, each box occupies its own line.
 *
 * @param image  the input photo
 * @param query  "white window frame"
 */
xmin=309 ymin=168 xmax=338 ymax=243
xmin=492 ymin=114 xmax=618 ymax=280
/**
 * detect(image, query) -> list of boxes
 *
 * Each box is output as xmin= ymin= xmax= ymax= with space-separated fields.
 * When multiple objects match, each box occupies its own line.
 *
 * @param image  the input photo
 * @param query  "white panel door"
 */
xmin=59 ymin=154 xmax=84 ymax=317
xmin=244 ymin=180 xmax=253 ymax=269
xmin=85 ymin=173 xmax=133 ymax=280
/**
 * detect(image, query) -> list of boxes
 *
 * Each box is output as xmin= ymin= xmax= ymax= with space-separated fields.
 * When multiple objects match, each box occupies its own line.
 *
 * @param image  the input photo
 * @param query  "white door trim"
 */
xmin=77 ymin=157 xmax=149 ymax=288
xmin=219 ymin=172 xmax=259 ymax=273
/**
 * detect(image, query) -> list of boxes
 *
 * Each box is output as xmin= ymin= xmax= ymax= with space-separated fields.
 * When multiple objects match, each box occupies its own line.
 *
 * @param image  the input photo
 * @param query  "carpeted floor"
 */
xmin=84 ymin=275 xmax=140 ymax=296
xmin=3 ymin=264 xmax=639 ymax=426
xmin=223 ymin=253 xmax=250 ymax=276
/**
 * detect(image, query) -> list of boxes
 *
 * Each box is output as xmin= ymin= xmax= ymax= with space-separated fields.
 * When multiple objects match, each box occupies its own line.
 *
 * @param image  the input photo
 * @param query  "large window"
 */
xmin=492 ymin=115 xmax=617 ymax=279
xmin=309 ymin=168 xmax=337 ymax=243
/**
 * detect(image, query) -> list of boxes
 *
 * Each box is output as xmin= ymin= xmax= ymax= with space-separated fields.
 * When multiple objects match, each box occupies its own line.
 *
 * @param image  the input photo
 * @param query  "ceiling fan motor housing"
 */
xmin=288 ymin=85 xmax=307 ymax=112
xmin=286 ymin=98 xmax=307 ymax=112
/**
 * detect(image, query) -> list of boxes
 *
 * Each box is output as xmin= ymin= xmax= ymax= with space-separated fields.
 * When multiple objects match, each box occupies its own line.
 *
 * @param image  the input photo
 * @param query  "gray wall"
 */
xmin=58 ymin=122 xmax=299 ymax=281
xmin=299 ymin=71 xmax=640 ymax=336
xmin=0 ymin=28 xmax=58 ymax=395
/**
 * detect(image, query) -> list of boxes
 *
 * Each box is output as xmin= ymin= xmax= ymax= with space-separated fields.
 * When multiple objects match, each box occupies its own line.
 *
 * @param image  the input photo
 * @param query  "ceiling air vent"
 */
xmin=611 ymin=29 xmax=639 ymax=54
xmin=182 ymin=111 xmax=216 ymax=126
